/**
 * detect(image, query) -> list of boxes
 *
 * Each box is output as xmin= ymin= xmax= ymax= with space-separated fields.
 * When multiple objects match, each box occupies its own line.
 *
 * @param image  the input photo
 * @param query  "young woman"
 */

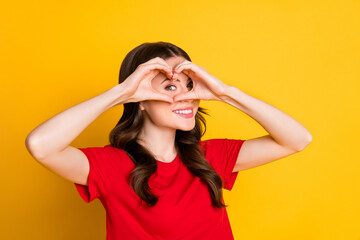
xmin=25 ymin=41 xmax=312 ymax=239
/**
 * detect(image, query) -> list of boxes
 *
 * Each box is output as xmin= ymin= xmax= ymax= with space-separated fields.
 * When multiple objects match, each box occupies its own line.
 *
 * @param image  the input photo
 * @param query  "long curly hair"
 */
xmin=109 ymin=41 xmax=228 ymax=208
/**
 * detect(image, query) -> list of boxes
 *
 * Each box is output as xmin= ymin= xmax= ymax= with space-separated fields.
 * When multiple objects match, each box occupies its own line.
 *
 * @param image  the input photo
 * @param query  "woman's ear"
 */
xmin=139 ymin=102 xmax=145 ymax=111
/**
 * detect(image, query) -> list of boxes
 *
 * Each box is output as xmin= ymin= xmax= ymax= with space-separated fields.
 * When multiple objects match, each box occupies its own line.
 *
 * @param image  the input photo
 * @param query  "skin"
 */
xmin=138 ymin=56 xmax=200 ymax=163
xmin=138 ymin=55 xmax=313 ymax=169
xmin=25 ymin=54 xmax=312 ymax=187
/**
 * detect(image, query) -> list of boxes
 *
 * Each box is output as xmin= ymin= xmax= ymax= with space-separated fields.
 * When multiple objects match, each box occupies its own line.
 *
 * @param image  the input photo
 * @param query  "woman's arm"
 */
xmin=172 ymin=60 xmax=312 ymax=171
xmin=25 ymin=85 xmax=126 ymax=159
xmin=220 ymin=86 xmax=312 ymax=171
xmin=172 ymin=61 xmax=312 ymax=150
xmin=25 ymin=85 xmax=128 ymax=185
xmin=25 ymin=57 xmax=174 ymax=159
xmin=220 ymin=86 xmax=312 ymax=151
xmin=25 ymin=57 xmax=174 ymax=184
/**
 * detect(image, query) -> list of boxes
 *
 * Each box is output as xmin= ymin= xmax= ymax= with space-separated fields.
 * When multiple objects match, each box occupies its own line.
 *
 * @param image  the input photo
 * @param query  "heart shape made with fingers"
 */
xmin=150 ymin=70 xmax=191 ymax=99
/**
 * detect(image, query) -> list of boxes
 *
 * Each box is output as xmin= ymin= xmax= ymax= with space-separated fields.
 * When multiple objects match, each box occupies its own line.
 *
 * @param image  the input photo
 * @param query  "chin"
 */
xmin=175 ymin=122 xmax=196 ymax=131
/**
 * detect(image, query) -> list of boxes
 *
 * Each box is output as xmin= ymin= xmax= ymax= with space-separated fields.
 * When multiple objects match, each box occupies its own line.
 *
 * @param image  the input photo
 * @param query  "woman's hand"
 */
xmin=171 ymin=60 xmax=230 ymax=102
xmin=118 ymin=57 xmax=175 ymax=104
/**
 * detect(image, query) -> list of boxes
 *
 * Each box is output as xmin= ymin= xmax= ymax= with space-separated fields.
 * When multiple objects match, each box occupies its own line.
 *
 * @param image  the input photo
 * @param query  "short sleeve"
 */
xmin=200 ymin=138 xmax=246 ymax=191
xmin=74 ymin=146 xmax=118 ymax=203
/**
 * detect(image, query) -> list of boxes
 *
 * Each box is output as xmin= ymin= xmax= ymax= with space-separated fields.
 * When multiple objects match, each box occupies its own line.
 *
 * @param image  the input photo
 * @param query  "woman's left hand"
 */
xmin=171 ymin=61 xmax=230 ymax=102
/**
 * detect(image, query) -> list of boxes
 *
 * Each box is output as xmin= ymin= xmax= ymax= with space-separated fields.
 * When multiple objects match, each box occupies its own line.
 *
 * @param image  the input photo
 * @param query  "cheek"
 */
xmin=147 ymin=102 xmax=172 ymax=117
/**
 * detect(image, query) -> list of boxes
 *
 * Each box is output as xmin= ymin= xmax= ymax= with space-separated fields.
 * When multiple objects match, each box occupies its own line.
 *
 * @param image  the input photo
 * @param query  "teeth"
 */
xmin=173 ymin=109 xmax=192 ymax=114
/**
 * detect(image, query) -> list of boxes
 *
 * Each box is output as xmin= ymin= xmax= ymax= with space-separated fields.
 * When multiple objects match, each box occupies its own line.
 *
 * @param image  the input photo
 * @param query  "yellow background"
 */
xmin=1 ymin=0 xmax=359 ymax=239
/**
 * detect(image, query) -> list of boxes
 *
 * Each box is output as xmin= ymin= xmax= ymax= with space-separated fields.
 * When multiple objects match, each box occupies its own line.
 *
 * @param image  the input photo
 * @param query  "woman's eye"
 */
xmin=187 ymin=80 xmax=193 ymax=90
xmin=165 ymin=85 xmax=176 ymax=91
xmin=164 ymin=80 xmax=193 ymax=91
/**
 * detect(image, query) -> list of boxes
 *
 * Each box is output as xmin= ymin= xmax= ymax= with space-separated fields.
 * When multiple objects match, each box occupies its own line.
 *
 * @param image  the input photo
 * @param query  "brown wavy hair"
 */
xmin=109 ymin=41 xmax=229 ymax=208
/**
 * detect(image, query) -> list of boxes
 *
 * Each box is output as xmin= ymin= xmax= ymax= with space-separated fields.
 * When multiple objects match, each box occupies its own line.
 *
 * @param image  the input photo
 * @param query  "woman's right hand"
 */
xmin=117 ymin=57 xmax=175 ymax=104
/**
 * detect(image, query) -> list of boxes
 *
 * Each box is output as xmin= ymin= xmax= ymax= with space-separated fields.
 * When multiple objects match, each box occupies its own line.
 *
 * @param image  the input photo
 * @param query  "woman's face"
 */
xmin=139 ymin=56 xmax=200 ymax=131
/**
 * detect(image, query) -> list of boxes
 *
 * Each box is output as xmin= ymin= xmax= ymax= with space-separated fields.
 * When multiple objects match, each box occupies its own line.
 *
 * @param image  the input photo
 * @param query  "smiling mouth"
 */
xmin=172 ymin=109 xmax=193 ymax=119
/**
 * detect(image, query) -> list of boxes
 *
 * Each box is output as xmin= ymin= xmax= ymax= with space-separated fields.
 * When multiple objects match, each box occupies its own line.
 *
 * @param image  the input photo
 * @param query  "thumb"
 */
xmin=173 ymin=92 xmax=197 ymax=102
xmin=153 ymin=93 xmax=174 ymax=103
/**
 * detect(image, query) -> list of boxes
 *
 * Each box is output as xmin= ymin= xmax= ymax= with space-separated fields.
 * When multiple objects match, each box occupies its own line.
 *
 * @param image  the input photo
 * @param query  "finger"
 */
xmin=144 ymin=63 xmax=173 ymax=79
xmin=158 ymin=95 xmax=174 ymax=103
xmin=173 ymin=60 xmax=191 ymax=70
xmin=149 ymin=93 xmax=174 ymax=103
xmin=174 ymin=64 xmax=194 ymax=75
xmin=154 ymin=57 xmax=172 ymax=68
xmin=153 ymin=63 xmax=174 ymax=79
xmin=148 ymin=57 xmax=174 ymax=77
xmin=173 ymin=92 xmax=198 ymax=102
xmin=173 ymin=61 xmax=192 ymax=73
xmin=147 ymin=57 xmax=170 ymax=67
xmin=173 ymin=62 xmax=194 ymax=79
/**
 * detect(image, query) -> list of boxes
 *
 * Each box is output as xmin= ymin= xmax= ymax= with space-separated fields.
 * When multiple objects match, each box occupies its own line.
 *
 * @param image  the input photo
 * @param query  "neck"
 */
xmin=137 ymin=121 xmax=177 ymax=162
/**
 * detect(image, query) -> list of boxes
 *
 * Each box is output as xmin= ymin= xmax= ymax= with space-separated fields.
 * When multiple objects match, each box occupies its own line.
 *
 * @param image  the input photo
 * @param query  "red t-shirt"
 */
xmin=74 ymin=138 xmax=245 ymax=240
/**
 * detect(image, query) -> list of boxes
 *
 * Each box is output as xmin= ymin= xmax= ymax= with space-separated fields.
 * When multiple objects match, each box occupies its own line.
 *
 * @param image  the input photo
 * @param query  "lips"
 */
xmin=172 ymin=107 xmax=193 ymax=112
xmin=172 ymin=107 xmax=193 ymax=119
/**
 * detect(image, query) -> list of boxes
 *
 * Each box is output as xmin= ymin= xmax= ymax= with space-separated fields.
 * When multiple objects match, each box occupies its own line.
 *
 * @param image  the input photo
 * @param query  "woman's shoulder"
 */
xmin=103 ymin=144 xmax=131 ymax=159
xmin=199 ymin=138 xmax=227 ymax=148
xmin=80 ymin=144 xmax=131 ymax=165
xmin=104 ymin=144 xmax=126 ymax=152
xmin=199 ymin=138 xmax=246 ymax=154
xmin=199 ymin=138 xmax=226 ymax=155
xmin=101 ymin=144 xmax=136 ymax=171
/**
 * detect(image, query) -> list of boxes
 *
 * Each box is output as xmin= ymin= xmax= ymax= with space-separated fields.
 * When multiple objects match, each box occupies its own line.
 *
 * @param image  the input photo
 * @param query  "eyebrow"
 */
xmin=161 ymin=77 xmax=191 ymax=84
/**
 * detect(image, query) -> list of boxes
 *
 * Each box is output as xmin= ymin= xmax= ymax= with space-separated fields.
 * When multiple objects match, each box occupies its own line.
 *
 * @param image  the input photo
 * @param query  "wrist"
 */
xmin=108 ymin=84 xmax=130 ymax=107
xmin=218 ymin=84 xmax=235 ymax=102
